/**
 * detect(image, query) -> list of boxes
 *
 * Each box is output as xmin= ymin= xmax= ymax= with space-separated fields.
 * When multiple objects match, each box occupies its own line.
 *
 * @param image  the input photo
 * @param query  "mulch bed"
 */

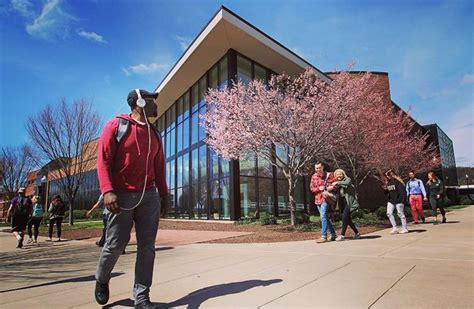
xmin=2 ymin=220 xmax=390 ymax=244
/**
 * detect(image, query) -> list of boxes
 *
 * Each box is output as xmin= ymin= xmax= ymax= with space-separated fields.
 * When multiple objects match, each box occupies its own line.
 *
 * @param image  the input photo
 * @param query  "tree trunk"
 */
xmin=288 ymin=175 xmax=297 ymax=226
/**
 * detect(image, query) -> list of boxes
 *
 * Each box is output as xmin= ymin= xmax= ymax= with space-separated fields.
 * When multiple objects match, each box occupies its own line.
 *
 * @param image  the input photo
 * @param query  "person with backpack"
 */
xmin=94 ymin=89 xmax=168 ymax=308
xmin=27 ymin=195 xmax=45 ymax=244
xmin=332 ymin=169 xmax=361 ymax=241
xmin=310 ymin=162 xmax=338 ymax=243
xmin=406 ymin=170 xmax=427 ymax=224
xmin=48 ymin=195 xmax=65 ymax=241
xmin=426 ymin=171 xmax=447 ymax=224
xmin=383 ymin=170 xmax=409 ymax=234
xmin=6 ymin=187 xmax=32 ymax=248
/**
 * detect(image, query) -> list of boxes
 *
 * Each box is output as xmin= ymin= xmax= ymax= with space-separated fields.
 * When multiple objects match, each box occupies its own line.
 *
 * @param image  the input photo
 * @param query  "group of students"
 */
xmin=7 ymin=187 xmax=66 ymax=248
xmin=310 ymin=163 xmax=447 ymax=243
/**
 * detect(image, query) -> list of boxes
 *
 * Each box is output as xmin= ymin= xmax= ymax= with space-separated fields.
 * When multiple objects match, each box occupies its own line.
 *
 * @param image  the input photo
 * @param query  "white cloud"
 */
xmin=122 ymin=63 xmax=169 ymax=76
xmin=10 ymin=0 xmax=35 ymax=17
xmin=23 ymin=0 xmax=77 ymax=41
xmin=77 ymin=29 xmax=107 ymax=43
xmin=174 ymin=35 xmax=192 ymax=51
xmin=462 ymin=74 xmax=474 ymax=84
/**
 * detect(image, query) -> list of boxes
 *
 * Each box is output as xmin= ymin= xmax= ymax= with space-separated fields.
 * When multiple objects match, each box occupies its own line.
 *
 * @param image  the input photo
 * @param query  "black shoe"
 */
xmin=95 ymin=241 xmax=103 ymax=247
xmin=16 ymin=238 xmax=23 ymax=248
xmin=94 ymin=281 xmax=109 ymax=305
xmin=135 ymin=300 xmax=156 ymax=309
xmin=422 ymin=217 xmax=425 ymax=223
xmin=442 ymin=217 xmax=446 ymax=223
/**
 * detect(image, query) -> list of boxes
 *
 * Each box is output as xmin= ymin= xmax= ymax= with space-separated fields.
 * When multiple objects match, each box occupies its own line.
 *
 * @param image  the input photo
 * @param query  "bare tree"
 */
xmin=26 ymin=98 xmax=101 ymax=225
xmin=0 ymin=145 xmax=36 ymax=199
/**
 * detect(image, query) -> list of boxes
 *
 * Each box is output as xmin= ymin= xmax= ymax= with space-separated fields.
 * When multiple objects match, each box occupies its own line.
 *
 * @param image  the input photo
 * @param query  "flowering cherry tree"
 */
xmin=328 ymin=72 xmax=439 ymax=190
xmin=203 ymin=69 xmax=373 ymax=225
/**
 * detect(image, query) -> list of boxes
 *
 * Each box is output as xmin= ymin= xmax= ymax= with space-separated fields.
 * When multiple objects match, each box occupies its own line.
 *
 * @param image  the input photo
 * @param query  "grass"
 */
xmin=446 ymin=204 xmax=472 ymax=210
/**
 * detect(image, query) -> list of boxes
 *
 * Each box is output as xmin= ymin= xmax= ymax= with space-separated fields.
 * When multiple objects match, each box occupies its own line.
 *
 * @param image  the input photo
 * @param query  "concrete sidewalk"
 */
xmin=1 ymin=207 xmax=473 ymax=308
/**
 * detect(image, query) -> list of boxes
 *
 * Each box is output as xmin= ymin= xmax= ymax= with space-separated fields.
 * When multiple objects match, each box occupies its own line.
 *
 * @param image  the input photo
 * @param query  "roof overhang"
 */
xmin=154 ymin=6 xmax=331 ymax=118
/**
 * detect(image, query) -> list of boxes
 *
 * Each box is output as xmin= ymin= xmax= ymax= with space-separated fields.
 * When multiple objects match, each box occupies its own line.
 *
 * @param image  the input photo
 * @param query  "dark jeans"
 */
xmin=429 ymin=197 xmax=446 ymax=217
xmin=341 ymin=202 xmax=358 ymax=236
xmin=49 ymin=217 xmax=63 ymax=239
xmin=28 ymin=217 xmax=43 ymax=240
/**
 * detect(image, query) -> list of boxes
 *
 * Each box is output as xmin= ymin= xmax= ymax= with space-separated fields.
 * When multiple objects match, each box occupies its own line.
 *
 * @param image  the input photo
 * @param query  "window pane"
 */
xmin=168 ymin=189 xmax=175 ymax=217
xmin=169 ymin=159 xmax=175 ymax=189
xmin=259 ymin=178 xmax=274 ymax=215
xmin=177 ymin=156 xmax=183 ymax=188
xmin=257 ymin=153 xmax=273 ymax=178
xmin=183 ymin=91 xmax=190 ymax=119
xmin=170 ymin=104 xmax=176 ymax=127
xmin=170 ymin=129 xmax=176 ymax=156
xmin=199 ymin=145 xmax=207 ymax=182
xmin=210 ymin=149 xmax=219 ymax=180
xmin=191 ymin=83 xmax=199 ymax=113
xmin=191 ymin=112 xmax=199 ymax=145
xmin=220 ymin=156 xmax=230 ymax=177
xmin=199 ymin=76 xmax=207 ymax=107
xmin=191 ymin=184 xmax=200 ymax=219
xmin=295 ymin=178 xmax=304 ymax=211
xmin=277 ymin=179 xmax=289 ymax=216
xmin=183 ymin=118 xmax=189 ymax=150
xmin=177 ymin=96 xmax=183 ymax=123
xmin=209 ymin=65 xmax=218 ymax=89
xmin=219 ymin=55 xmax=228 ymax=88
xmin=240 ymin=177 xmax=257 ymax=218
xmin=211 ymin=179 xmax=221 ymax=219
xmin=191 ymin=148 xmax=199 ymax=183
xmin=177 ymin=123 xmax=183 ymax=152
xmin=254 ymin=64 xmax=267 ymax=82
xmin=198 ymin=106 xmax=207 ymax=141
xmin=198 ymin=182 xmax=208 ymax=219
xmin=182 ymin=153 xmax=189 ymax=187
xmin=240 ymin=153 xmax=256 ymax=176
xmin=220 ymin=177 xmax=230 ymax=219
xmin=237 ymin=55 xmax=252 ymax=85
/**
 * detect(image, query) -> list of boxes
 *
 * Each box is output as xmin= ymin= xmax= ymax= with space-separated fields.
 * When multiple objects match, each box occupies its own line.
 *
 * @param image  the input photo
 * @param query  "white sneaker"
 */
xmin=353 ymin=233 xmax=361 ymax=240
xmin=390 ymin=228 xmax=398 ymax=234
xmin=399 ymin=229 xmax=409 ymax=234
xmin=336 ymin=235 xmax=345 ymax=241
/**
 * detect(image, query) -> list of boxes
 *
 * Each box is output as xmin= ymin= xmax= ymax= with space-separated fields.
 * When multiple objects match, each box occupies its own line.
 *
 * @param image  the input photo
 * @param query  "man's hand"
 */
xmin=86 ymin=210 xmax=92 ymax=218
xmin=160 ymin=195 xmax=168 ymax=218
xmin=104 ymin=192 xmax=120 ymax=214
xmin=423 ymin=197 xmax=428 ymax=201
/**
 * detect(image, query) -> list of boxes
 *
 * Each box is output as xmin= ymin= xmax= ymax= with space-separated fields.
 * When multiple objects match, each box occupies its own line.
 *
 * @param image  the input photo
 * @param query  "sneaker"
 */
xmin=94 ymin=281 xmax=109 ymax=305
xmin=329 ymin=234 xmax=337 ymax=241
xmin=27 ymin=238 xmax=34 ymax=244
xmin=422 ymin=217 xmax=425 ymax=223
xmin=16 ymin=238 xmax=23 ymax=248
xmin=135 ymin=300 xmax=156 ymax=309
xmin=442 ymin=217 xmax=446 ymax=223
xmin=46 ymin=238 xmax=52 ymax=242
xmin=316 ymin=237 xmax=328 ymax=243
xmin=413 ymin=221 xmax=418 ymax=224
xmin=353 ymin=233 xmax=361 ymax=240
xmin=390 ymin=228 xmax=398 ymax=234
xmin=399 ymin=228 xmax=409 ymax=234
xmin=336 ymin=235 xmax=345 ymax=241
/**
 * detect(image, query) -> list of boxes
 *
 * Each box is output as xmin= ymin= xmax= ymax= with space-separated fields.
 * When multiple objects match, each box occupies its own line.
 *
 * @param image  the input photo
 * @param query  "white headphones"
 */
xmin=135 ymin=89 xmax=146 ymax=108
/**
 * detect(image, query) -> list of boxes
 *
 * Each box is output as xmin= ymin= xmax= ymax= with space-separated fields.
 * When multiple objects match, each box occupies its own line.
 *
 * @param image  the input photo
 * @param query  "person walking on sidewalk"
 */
xmin=27 ymin=195 xmax=44 ymax=244
xmin=6 ymin=187 xmax=32 ymax=248
xmin=332 ymin=169 xmax=361 ymax=241
xmin=310 ymin=163 xmax=337 ymax=243
xmin=383 ymin=170 xmax=408 ymax=234
xmin=426 ymin=171 xmax=447 ymax=224
xmin=94 ymin=89 xmax=168 ymax=308
xmin=406 ymin=170 xmax=427 ymax=224
xmin=48 ymin=195 xmax=65 ymax=241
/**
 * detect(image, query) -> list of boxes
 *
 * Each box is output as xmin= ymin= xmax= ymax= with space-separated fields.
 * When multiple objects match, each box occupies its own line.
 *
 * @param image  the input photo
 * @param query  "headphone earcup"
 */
xmin=137 ymin=98 xmax=146 ymax=108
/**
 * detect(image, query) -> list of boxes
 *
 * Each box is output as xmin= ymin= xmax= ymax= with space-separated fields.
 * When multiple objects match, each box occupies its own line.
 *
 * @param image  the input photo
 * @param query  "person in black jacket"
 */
xmin=383 ymin=170 xmax=408 ymax=234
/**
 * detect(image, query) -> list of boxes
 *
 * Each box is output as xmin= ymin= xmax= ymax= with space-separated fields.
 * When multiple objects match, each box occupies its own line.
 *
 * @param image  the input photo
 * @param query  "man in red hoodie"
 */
xmin=94 ymin=89 xmax=168 ymax=308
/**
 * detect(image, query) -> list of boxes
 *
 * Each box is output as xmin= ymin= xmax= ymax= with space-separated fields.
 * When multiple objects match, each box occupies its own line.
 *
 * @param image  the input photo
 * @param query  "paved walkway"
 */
xmin=0 ymin=207 xmax=473 ymax=308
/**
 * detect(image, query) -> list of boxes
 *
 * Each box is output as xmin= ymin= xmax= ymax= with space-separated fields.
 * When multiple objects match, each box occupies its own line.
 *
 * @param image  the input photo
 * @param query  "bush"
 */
xmin=353 ymin=212 xmax=381 ymax=225
xmin=460 ymin=196 xmax=473 ymax=205
xmin=374 ymin=206 xmax=387 ymax=220
xmin=259 ymin=213 xmax=277 ymax=225
xmin=64 ymin=210 xmax=88 ymax=220
xmin=295 ymin=212 xmax=311 ymax=224
xmin=88 ymin=209 xmax=103 ymax=219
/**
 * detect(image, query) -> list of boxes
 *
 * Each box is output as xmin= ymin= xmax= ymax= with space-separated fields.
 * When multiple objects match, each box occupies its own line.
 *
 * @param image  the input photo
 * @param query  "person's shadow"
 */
xmin=105 ymin=279 xmax=282 ymax=308
xmin=162 ymin=279 xmax=282 ymax=309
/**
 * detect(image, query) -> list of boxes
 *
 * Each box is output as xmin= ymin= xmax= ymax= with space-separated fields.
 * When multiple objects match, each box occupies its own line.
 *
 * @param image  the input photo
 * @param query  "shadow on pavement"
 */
xmin=441 ymin=221 xmax=460 ymax=224
xmin=0 ymin=272 xmax=124 ymax=293
xmin=125 ymin=246 xmax=174 ymax=255
xmin=159 ymin=279 xmax=283 ymax=309
xmin=408 ymin=229 xmax=427 ymax=233
xmin=357 ymin=235 xmax=382 ymax=240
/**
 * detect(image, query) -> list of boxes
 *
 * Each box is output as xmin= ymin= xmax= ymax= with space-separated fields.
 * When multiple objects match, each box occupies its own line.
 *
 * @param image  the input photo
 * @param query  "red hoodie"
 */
xmin=97 ymin=114 xmax=168 ymax=197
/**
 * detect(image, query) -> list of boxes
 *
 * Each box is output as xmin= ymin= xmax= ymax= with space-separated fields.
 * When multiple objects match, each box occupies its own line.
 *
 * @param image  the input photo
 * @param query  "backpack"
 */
xmin=14 ymin=196 xmax=30 ymax=217
xmin=116 ymin=117 xmax=161 ymax=144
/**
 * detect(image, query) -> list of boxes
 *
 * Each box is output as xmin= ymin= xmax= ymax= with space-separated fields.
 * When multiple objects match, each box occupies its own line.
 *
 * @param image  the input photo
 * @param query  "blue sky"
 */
xmin=0 ymin=0 xmax=473 ymax=166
